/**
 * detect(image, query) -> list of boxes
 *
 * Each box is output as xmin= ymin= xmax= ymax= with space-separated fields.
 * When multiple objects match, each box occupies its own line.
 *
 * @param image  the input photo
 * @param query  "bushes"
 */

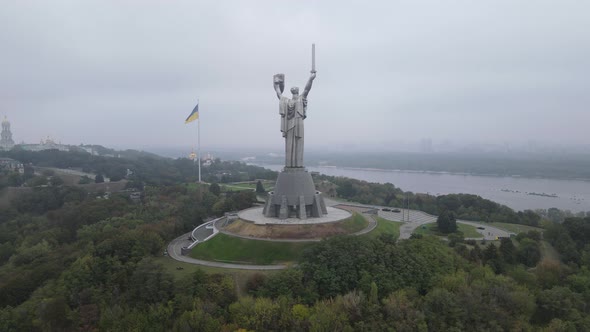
xmin=300 ymin=235 xmax=459 ymax=298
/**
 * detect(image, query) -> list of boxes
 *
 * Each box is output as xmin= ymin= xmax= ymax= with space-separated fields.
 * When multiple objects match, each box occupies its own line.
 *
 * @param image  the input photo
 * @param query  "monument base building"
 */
xmin=263 ymin=167 xmax=327 ymax=219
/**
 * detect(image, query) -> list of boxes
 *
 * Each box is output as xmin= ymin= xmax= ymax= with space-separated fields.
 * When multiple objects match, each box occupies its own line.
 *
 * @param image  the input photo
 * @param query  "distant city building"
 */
xmin=20 ymin=136 xmax=70 ymax=152
xmin=203 ymin=152 xmax=214 ymax=167
xmin=79 ymin=146 xmax=99 ymax=155
xmin=191 ymin=150 xmax=214 ymax=167
xmin=0 ymin=116 xmax=15 ymax=150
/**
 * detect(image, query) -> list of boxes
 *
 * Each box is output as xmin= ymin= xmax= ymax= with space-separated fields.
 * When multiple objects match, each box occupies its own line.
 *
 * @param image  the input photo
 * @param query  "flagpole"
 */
xmin=197 ymin=118 xmax=201 ymax=183
xmin=197 ymin=100 xmax=201 ymax=183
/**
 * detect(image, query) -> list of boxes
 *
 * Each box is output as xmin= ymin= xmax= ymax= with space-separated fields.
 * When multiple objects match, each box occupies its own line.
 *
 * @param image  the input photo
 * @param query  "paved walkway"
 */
xmin=167 ymin=199 xmax=512 ymax=270
xmin=168 ymin=208 xmax=378 ymax=269
xmin=191 ymin=221 xmax=215 ymax=243
xmin=377 ymin=209 xmax=512 ymax=240
xmin=456 ymin=220 xmax=513 ymax=241
xmin=320 ymin=201 xmax=511 ymax=240
xmin=239 ymin=206 xmax=351 ymax=225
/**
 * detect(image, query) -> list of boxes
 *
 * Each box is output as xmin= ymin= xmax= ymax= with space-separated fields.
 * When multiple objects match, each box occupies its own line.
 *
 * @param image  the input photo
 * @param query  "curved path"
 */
xmin=168 ymin=198 xmax=511 ymax=270
xmin=167 ymin=210 xmax=377 ymax=269
xmin=352 ymin=213 xmax=378 ymax=235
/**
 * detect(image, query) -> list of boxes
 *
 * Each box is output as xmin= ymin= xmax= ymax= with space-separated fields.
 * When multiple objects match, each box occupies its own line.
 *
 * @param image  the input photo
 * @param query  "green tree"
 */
xmin=448 ymin=232 xmax=464 ymax=247
xmin=209 ymin=182 xmax=221 ymax=196
xmin=533 ymin=286 xmax=585 ymax=326
xmin=27 ymin=175 xmax=48 ymax=187
xmin=382 ymin=290 xmax=427 ymax=332
xmin=517 ymin=238 xmax=541 ymax=267
xmin=336 ymin=181 xmax=356 ymax=198
xmin=257 ymin=268 xmax=306 ymax=299
xmin=437 ymin=210 xmax=457 ymax=234
xmin=483 ymin=243 xmax=504 ymax=272
xmin=0 ymin=242 xmax=15 ymax=265
xmin=6 ymin=172 xmax=23 ymax=187
xmin=23 ymin=164 xmax=34 ymax=179
xmin=499 ymin=238 xmax=516 ymax=264
xmin=94 ymin=174 xmax=104 ymax=183
xmin=78 ymin=175 xmax=92 ymax=184
xmin=256 ymin=180 xmax=266 ymax=193
xmin=49 ymin=176 xmax=64 ymax=186
xmin=127 ymin=258 xmax=174 ymax=307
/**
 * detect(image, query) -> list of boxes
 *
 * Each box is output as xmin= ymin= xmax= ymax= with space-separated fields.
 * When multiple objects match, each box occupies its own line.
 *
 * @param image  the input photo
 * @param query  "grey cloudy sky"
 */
xmin=1 ymin=0 xmax=588 ymax=153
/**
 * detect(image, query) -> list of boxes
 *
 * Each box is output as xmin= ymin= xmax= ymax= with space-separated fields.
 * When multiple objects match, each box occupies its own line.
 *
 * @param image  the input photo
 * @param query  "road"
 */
xmin=377 ymin=209 xmax=512 ymax=240
xmin=323 ymin=200 xmax=512 ymax=240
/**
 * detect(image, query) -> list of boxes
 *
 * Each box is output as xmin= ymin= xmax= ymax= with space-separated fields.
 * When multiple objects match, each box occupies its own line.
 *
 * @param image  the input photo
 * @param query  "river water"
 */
xmin=260 ymin=164 xmax=590 ymax=213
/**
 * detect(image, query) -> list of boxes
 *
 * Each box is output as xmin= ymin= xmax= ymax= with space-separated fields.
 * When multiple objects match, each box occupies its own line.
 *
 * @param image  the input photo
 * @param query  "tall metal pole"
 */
xmin=312 ymin=43 xmax=316 ymax=72
xmin=197 ymin=103 xmax=201 ymax=183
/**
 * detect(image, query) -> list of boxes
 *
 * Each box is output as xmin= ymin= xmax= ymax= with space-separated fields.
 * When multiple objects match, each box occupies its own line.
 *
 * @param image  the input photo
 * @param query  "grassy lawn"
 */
xmin=414 ymin=222 xmax=483 ymax=238
xmin=457 ymin=223 xmax=485 ymax=238
xmin=221 ymin=185 xmax=254 ymax=192
xmin=222 ymin=180 xmax=275 ymax=192
xmin=340 ymin=212 xmax=369 ymax=232
xmin=190 ymin=233 xmax=315 ymax=265
xmin=366 ymin=216 xmax=402 ymax=239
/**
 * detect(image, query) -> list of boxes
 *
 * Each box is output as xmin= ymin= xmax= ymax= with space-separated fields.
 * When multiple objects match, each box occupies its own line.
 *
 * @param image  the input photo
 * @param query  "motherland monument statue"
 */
xmin=263 ymin=44 xmax=328 ymax=219
xmin=273 ymin=69 xmax=316 ymax=167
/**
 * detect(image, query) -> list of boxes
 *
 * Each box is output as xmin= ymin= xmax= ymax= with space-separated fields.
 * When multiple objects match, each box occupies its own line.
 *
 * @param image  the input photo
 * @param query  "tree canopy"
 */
xmin=2 ymin=149 xmax=590 ymax=331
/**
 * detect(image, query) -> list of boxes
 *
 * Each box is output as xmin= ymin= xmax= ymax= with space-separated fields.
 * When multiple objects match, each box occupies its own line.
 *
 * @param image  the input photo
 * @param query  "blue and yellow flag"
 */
xmin=185 ymin=103 xmax=199 ymax=124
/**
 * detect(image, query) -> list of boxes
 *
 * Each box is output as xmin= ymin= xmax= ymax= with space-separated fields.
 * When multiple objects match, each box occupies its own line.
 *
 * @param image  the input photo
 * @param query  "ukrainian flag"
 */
xmin=185 ymin=103 xmax=199 ymax=124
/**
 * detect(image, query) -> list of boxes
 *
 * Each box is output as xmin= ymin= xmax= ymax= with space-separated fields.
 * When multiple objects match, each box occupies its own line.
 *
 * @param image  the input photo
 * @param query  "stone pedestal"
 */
xmin=263 ymin=167 xmax=328 ymax=219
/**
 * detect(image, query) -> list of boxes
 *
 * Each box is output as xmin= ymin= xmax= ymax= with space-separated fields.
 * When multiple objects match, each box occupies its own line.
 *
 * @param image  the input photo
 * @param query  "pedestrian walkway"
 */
xmin=167 ymin=201 xmax=513 ymax=270
xmin=377 ymin=209 xmax=512 ymax=240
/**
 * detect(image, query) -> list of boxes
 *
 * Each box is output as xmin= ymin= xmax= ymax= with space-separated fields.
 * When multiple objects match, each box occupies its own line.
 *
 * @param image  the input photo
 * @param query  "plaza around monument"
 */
xmin=169 ymin=197 xmax=512 ymax=269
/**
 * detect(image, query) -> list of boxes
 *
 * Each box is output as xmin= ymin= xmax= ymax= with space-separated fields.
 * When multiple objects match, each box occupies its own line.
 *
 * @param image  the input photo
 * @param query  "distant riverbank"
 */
xmin=317 ymin=165 xmax=590 ymax=182
xmin=259 ymin=164 xmax=590 ymax=213
xmin=152 ymin=148 xmax=590 ymax=181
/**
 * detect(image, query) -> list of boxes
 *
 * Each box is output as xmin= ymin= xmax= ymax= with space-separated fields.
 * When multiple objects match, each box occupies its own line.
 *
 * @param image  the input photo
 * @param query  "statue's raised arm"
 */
xmin=301 ymin=71 xmax=316 ymax=98
xmin=273 ymin=74 xmax=285 ymax=100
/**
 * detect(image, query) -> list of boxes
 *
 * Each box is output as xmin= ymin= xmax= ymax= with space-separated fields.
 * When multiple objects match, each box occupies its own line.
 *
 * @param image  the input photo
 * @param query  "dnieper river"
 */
xmin=261 ymin=165 xmax=589 ymax=213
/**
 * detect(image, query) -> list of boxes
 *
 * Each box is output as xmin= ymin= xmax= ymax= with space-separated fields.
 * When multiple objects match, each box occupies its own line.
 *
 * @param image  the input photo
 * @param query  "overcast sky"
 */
xmin=1 ymin=1 xmax=588 ymax=154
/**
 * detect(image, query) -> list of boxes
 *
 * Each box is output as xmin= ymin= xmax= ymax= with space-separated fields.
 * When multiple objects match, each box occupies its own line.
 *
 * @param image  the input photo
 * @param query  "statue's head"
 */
xmin=290 ymin=87 xmax=299 ymax=96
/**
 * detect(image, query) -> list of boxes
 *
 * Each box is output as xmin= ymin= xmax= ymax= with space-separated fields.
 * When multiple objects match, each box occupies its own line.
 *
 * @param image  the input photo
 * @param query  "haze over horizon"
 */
xmin=1 ymin=1 xmax=589 ymax=153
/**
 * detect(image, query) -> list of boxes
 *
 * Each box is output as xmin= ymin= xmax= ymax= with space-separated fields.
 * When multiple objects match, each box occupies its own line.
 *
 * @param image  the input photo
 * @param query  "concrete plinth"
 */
xmin=241 ymin=206 xmax=350 ymax=225
xmin=263 ymin=167 xmax=327 ymax=219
